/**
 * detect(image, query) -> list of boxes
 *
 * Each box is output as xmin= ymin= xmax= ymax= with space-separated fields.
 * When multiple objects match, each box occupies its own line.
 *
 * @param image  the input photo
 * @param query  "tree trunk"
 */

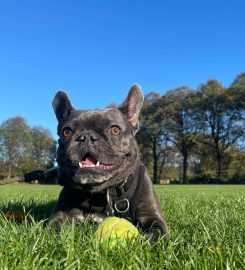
xmin=182 ymin=152 xmax=189 ymax=184
xmin=215 ymin=140 xmax=222 ymax=183
xmin=159 ymin=155 xmax=166 ymax=181
xmin=153 ymin=137 xmax=159 ymax=184
xmin=7 ymin=163 xmax=12 ymax=179
xmin=217 ymin=152 xmax=222 ymax=183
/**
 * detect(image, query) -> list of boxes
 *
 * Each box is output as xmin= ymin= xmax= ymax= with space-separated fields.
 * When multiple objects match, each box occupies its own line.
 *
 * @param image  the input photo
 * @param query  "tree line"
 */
xmin=0 ymin=117 xmax=56 ymax=179
xmin=137 ymin=73 xmax=245 ymax=184
xmin=0 ymin=73 xmax=244 ymax=184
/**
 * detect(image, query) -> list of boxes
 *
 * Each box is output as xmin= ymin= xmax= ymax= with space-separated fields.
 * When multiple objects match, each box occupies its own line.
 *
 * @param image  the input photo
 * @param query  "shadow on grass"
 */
xmin=0 ymin=200 xmax=56 ymax=221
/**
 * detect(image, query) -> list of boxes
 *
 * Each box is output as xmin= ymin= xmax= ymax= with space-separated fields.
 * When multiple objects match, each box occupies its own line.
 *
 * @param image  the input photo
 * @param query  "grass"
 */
xmin=0 ymin=184 xmax=244 ymax=270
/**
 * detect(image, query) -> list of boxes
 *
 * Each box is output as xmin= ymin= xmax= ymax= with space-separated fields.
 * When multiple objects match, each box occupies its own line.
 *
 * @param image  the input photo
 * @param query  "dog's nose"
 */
xmin=78 ymin=131 xmax=98 ymax=143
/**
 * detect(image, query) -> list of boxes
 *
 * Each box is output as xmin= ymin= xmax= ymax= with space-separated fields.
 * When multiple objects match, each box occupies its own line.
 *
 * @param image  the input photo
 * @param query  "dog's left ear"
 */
xmin=119 ymin=84 xmax=144 ymax=134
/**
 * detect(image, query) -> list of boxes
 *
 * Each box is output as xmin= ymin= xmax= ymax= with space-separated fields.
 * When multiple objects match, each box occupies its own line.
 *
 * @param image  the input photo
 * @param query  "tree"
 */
xmin=161 ymin=87 xmax=200 ymax=183
xmin=30 ymin=126 xmax=56 ymax=167
xmin=226 ymin=147 xmax=245 ymax=182
xmin=0 ymin=117 xmax=56 ymax=178
xmin=228 ymin=73 xmax=245 ymax=132
xmin=197 ymin=79 xmax=244 ymax=182
xmin=137 ymin=93 xmax=171 ymax=184
xmin=0 ymin=117 xmax=30 ymax=178
xmin=18 ymin=126 xmax=57 ymax=173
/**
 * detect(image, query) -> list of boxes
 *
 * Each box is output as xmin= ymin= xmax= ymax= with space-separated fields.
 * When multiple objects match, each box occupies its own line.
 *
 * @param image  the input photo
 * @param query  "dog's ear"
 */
xmin=52 ymin=91 xmax=75 ymax=123
xmin=119 ymin=84 xmax=144 ymax=134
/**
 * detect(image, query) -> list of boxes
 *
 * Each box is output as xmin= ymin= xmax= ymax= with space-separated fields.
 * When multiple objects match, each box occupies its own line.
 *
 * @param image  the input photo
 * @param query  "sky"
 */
xmin=0 ymin=0 xmax=244 ymax=139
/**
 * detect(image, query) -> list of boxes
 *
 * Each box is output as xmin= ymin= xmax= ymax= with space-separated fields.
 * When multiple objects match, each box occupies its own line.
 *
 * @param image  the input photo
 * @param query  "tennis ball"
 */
xmin=94 ymin=217 xmax=139 ymax=250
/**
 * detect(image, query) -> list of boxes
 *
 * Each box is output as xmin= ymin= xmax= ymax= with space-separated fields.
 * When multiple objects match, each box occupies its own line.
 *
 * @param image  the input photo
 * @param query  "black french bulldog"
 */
xmin=48 ymin=84 xmax=167 ymax=242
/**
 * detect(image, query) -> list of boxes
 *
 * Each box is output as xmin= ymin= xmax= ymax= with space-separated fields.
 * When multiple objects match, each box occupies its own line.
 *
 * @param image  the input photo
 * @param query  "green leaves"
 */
xmin=0 ymin=117 xmax=56 ymax=178
xmin=137 ymin=74 xmax=245 ymax=184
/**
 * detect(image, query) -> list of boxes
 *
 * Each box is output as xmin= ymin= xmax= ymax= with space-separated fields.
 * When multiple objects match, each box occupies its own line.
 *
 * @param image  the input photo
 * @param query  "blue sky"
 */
xmin=0 ymin=0 xmax=244 ymax=138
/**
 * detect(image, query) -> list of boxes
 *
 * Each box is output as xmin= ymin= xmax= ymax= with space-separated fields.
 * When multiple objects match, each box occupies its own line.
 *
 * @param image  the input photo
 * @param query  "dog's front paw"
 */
xmin=46 ymin=212 xmax=67 ymax=230
xmin=144 ymin=227 xmax=163 ymax=244
xmin=143 ymin=221 xmax=168 ymax=244
xmin=47 ymin=209 xmax=85 ymax=227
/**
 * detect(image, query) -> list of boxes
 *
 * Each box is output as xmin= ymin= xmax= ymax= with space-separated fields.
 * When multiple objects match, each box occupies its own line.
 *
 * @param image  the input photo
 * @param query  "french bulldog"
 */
xmin=48 ymin=84 xmax=167 ymax=242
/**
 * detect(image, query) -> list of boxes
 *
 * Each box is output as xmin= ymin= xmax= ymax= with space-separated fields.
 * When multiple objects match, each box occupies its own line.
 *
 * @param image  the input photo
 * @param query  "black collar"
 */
xmin=106 ymin=166 xmax=140 ymax=218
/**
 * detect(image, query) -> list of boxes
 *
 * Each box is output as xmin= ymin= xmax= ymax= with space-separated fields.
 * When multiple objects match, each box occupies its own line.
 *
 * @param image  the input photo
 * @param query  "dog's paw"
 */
xmin=143 ymin=223 xmax=168 ymax=244
xmin=144 ymin=227 xmax=162 ymax=244
xmin=46 ymin=213 xmax=67 ymax=231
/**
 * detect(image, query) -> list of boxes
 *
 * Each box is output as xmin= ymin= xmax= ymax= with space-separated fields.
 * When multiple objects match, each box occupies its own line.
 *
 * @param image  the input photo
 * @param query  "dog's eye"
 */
xmin=62 ymin=127 xmax=73 ymax=138
xmin=110 ymin=126 xmax=120 ymax=136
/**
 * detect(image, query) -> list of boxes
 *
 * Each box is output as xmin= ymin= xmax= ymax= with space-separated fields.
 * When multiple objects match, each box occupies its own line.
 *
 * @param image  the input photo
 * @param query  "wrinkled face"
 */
xmin=53 ymin=84 xmax=144 ymax=191
xmin=57 ymin=108 xmax=138 ymax=187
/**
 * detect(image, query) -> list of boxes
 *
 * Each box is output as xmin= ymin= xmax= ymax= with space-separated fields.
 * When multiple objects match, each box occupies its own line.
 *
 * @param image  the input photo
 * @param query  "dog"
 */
xmin=48 ymin=84 xmax=167 ymax=243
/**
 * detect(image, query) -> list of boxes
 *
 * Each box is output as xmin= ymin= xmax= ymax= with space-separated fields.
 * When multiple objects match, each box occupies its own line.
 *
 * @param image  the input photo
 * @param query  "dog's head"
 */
xmin=53 ymin=84 xmax=144 ymax=192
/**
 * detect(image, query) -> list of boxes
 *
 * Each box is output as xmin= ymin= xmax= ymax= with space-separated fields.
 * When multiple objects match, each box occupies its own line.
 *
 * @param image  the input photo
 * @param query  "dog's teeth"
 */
xmin=79 ymin=162 xmax=101 ymax=168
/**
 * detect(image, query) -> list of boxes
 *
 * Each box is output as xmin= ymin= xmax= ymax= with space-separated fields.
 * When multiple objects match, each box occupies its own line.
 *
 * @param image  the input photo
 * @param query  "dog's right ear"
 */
xmin=52 ymin=91 xmax=75 ymax=123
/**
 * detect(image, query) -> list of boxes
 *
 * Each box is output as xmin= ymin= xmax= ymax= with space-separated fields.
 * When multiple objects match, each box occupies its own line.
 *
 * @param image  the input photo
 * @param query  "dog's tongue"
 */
xmin=81 ymin=156 xmax=96 ymax=165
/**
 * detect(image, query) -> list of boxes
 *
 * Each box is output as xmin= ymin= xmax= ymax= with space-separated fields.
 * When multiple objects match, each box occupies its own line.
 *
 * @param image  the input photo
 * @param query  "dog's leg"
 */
xmin=47 ymin=188 xmax=85 ymax=226
xmin=134 ymin=172 xmax=168 ymax=243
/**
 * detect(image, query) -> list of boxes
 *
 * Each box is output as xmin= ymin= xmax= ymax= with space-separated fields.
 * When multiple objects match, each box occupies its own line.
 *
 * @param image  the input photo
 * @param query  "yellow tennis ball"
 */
xmin=94 ymin=217 xmax=139 ymax=249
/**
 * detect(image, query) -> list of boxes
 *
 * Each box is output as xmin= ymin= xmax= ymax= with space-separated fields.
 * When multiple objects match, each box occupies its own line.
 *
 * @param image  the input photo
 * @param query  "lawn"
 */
xmin=0 ymin=184 xmax=244 ymax=269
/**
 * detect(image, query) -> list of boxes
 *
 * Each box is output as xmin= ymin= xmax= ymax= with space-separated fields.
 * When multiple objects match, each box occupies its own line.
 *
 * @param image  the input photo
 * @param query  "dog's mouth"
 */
xmin=78 ymin=153 xmax=115 ymax=171
xmin=69 ymin=152 xmax=131 ymax=188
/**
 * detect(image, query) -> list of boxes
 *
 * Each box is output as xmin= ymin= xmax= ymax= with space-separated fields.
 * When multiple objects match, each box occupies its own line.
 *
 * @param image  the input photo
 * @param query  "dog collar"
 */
xmin=106 ymin=165 xmax=143 ymax=219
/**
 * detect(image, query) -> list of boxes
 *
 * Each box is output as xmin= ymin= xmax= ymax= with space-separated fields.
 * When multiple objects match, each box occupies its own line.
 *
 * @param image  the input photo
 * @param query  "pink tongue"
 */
xmin=81 ymin=156 xmax=96 ymax=165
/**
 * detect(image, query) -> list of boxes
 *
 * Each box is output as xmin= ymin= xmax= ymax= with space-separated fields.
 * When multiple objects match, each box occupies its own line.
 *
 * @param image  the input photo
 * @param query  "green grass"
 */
xmin=0 ymin=184 xmax=244 ymax=270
